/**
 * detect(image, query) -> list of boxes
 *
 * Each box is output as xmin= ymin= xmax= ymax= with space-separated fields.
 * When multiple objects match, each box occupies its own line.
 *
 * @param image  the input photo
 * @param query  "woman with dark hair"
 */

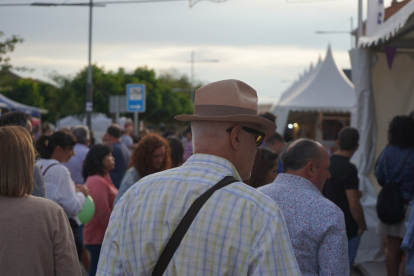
xmin=375 ymin=115 xmax=414 ymax=276
xmin=167 ymin=136 xmax=184 ymax=168
xmin=245 ymin=147 xmax=279 ymax=189
xmin=35 ymin=131 xmax=90 ymax=261
xmin=0 ymin=126 xmax=81 ymax=275
xmin=82 ymin=145 xmax=116 ymax=276
xmin=114 ymin=133 xmax=171 ymax=205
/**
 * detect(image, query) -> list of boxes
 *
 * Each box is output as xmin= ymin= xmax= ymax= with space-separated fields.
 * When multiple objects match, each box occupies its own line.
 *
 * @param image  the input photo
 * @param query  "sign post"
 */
xmin=126 ymin=84 xmax=146 ymax=136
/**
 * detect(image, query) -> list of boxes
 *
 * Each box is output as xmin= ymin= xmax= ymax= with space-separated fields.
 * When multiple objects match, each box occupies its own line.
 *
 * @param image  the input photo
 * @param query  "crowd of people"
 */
xmin=1 ymin=79 xmax=414 ymax=276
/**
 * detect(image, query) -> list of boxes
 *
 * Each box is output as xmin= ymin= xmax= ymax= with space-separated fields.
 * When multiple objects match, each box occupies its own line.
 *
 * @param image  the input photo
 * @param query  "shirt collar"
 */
xmin=275 ymin=173 xmax=321 ymax=194
xmin=261 ymin=142 xmax=270 ymax=149
xmin=184 ymin=154 xmax=242 ymax=181
xmin=75 ymin=143 xmax=89 ymax=150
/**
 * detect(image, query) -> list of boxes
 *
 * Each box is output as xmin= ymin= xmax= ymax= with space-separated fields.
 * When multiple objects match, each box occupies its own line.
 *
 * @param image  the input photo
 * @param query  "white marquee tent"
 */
xmin=56 ymin=113 xmax=112 ymax=144
xmin=350 ymin=0 xmax=414 ymax=265
xmin=273 ymin=46 xmax=356 ymax=135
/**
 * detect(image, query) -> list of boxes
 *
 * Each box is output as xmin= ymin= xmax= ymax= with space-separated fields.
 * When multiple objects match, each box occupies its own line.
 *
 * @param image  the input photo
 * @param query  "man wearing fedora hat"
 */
xmin=97 ymin=79 xmax=301 ymax=276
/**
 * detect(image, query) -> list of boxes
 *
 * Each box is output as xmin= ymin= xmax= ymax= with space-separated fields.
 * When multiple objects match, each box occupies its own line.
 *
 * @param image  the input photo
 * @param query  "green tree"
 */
xmin=48 ymin=65 xmax=194 ymax=124
xmin=0 ymin=31 xmax=32 ymax=84
xmin=1 ymin=78 xmax=44 ymax=108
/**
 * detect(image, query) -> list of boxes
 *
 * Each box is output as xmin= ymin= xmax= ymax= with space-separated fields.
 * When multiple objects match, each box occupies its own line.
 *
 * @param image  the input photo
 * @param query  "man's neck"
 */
xmin=109 ymin=138 xmax=121 ymax=145
xmin=285 ymin=170 xmax=322 ymax=191
xmin=334 ymin=149 xmax=355 ymax=159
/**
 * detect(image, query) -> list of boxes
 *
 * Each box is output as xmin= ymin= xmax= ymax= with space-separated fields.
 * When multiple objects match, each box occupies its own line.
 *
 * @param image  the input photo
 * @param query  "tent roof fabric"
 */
xmin=275 ymin=46 xmax=356 ymax=113
xmin=0 ymin=93 xmax=48 ymax=116
xmin=359 ymin=0 xmax=414 ymax=47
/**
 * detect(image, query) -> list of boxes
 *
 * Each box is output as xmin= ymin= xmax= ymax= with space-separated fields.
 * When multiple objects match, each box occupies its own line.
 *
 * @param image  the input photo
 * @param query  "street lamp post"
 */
xmin=86 ymin=0 xmax=93 ymax=130
xmin=2 ymin=0 xmax=225 ymax=130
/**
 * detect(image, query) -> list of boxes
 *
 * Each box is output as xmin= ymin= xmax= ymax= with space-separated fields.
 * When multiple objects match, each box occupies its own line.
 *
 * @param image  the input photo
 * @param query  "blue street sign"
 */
xmin=126 ymin=84 xmax=146 ymax=112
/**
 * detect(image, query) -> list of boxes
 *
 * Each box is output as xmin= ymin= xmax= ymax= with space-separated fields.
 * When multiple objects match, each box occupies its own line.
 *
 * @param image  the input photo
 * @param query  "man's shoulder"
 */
xmin=318 ymin=196 xmax=345 ymax=219
xmin=331 ymin=155 xmax=356 ymax=169
xmin=75 ymin=143 xmax=90 ymax=155
xmin=129 ymin=165 xmax=281 ymax=217
xmin=112 ymin=142 xmax=129 ymax=154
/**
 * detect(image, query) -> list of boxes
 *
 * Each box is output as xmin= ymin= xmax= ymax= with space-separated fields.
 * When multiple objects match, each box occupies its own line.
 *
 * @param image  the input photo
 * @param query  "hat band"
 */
xmin=194 ymin=105 xmax=257 ymax=117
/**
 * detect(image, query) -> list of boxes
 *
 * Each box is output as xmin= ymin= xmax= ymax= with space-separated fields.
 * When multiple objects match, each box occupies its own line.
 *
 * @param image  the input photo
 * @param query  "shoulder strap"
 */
xmin=42 ymin=163 xmax=59 ymax=176
xmin=151 ymin=175 xmax=239 ymax=276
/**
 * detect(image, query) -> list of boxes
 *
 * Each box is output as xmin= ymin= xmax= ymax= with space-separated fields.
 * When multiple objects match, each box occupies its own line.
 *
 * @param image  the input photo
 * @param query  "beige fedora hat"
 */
xmin=175 ymin=79 xmax=276 ymax=132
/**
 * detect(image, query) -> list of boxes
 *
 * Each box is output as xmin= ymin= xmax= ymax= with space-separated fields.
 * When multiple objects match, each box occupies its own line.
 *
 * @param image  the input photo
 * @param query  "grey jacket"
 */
xmin=113 ymin=167 xmax=141 ymax=206
xmin=33 ymin=164 xmax=46 ymax=197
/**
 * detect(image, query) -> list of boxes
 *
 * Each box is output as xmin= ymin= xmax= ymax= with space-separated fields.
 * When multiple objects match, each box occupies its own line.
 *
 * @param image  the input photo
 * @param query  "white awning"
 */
xmin=359 ymin=0 xmax=414 ymax=47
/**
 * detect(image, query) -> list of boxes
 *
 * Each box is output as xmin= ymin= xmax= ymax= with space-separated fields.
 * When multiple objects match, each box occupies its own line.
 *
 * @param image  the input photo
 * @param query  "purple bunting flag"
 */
xmin=384 ymin=46 xmax=397 ymax=70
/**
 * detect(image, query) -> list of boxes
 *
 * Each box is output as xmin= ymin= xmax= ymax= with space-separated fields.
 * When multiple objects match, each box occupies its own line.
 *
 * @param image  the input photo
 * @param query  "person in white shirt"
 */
xmin=35 ymin=131 xmax=90 ymax=261
xmin=63 ymin=125 xmax=90 ymax=185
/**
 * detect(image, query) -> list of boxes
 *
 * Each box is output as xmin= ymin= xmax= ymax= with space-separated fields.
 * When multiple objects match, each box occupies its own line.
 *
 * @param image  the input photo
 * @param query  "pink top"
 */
xmin=83 ymin=174 xmax=118 ymax=245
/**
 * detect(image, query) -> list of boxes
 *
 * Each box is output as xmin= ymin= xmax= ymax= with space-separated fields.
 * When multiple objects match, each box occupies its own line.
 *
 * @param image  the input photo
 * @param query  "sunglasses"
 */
xmin=226 ymin=126 xmax=266 ymax=147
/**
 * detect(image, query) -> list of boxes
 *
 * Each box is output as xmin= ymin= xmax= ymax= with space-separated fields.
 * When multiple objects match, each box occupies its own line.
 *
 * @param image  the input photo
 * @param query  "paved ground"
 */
xmin=351 ymin=267 xmax=364 ymax=276
xmin=81 ymin=265 xmax=88 ymax=276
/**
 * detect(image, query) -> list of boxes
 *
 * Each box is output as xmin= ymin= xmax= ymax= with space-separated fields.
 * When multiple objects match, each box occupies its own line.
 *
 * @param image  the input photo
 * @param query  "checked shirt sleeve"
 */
xmin=250 ymin=209 xmax=301 ymax=276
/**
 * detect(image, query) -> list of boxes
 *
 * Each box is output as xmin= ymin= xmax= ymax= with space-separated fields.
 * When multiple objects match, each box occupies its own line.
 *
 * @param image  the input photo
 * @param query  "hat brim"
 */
xmin=175 ymin=114 xmax=276 ymax=132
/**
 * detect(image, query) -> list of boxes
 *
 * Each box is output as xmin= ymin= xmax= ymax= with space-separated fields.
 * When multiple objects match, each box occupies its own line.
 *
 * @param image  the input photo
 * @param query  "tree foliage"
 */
xmin=0 ymin=31 xmax=194 ymax=124
xmin=2 ymin=65 xmax=195 ymax=123
xmin=45 ymin=65 xmax=194 ymax=124
xmin=0 ymin=31 xmax=23 ymax=72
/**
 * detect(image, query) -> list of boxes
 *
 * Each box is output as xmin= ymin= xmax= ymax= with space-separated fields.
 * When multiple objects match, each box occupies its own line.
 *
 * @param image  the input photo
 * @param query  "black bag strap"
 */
xmin=42 ymin=163 xmax=59 ymax=176
xmin=151 ymin=175 xmax=239 ymax=276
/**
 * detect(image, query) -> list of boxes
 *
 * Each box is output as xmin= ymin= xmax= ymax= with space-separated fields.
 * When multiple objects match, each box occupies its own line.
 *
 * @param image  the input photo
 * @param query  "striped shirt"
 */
xmin=97 ymin=154 xmax=300 ymax=276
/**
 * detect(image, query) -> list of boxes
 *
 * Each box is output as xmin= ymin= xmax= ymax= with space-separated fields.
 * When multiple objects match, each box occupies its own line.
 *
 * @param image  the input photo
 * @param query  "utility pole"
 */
xmin=190 ymin=51 xmax=195 ymax=103
xmin=188 ymin=51 xmax=218 ymax=103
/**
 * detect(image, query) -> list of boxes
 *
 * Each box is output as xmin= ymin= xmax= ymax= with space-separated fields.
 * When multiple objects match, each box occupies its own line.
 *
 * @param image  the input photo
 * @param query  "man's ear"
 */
xmin=305 ymin=161 xmax=315 ymax=177
xmin=230 ymin=126 xmax=243 ymax=150
xmin=336 ymin=140 xmax=340 ymax=148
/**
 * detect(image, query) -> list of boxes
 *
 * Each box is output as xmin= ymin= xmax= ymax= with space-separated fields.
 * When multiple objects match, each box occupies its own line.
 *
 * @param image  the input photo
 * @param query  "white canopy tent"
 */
xmin=274 ymin=46 xmax=356 ymax=135
xmin=350 ymin=0 xmax=414 ymax=265
xmin=56 ymin=113 xmax=112 ymax=144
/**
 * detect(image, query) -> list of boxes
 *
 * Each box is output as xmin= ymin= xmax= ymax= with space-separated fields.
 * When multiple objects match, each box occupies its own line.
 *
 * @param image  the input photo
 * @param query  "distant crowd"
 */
xmin=1 ymin=79 xmax=414 ymax=276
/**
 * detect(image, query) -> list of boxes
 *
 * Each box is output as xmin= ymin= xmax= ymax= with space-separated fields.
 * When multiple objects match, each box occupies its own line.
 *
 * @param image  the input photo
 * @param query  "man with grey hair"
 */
xmin=97 ymin=79 xmax=300 ymax=275
xmin=259 ymin=138 xmax=349 ymax=275
xmin=63 ymin=125 xmax=90 ymax=184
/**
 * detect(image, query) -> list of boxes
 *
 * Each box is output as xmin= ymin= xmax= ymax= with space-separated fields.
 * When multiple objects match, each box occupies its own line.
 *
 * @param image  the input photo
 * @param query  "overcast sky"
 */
xmin=0 ymin=0 xmax=392 ymax=103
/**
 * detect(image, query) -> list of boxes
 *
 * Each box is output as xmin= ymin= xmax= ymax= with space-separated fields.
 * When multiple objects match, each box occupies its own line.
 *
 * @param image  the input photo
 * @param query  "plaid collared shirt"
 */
xmin=97 ymin=154 xmax=300 ymax=276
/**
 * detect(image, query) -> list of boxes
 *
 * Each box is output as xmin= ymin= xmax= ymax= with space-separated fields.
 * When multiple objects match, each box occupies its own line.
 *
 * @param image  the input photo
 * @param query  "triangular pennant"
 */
xmin=384 ymin=46 xmax=397 ymax=69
